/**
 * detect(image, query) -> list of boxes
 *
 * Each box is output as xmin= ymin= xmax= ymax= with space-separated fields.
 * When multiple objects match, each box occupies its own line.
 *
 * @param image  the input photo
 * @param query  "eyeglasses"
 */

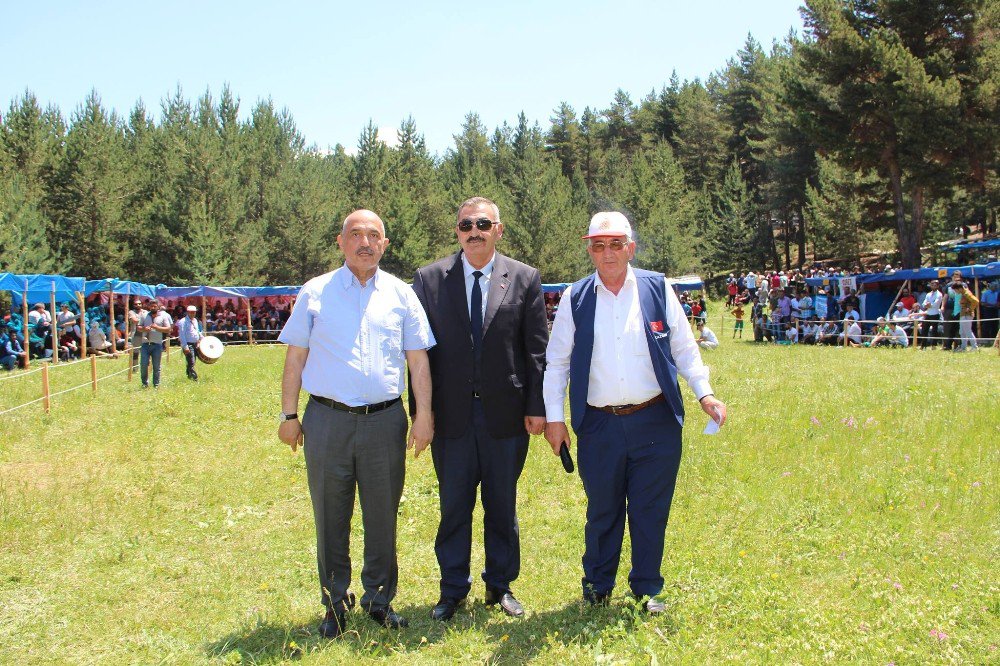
xmin=589 ymin=239 xmax=628 ymax=252
xmin=458 ymin=217 xmax=496 ymax=232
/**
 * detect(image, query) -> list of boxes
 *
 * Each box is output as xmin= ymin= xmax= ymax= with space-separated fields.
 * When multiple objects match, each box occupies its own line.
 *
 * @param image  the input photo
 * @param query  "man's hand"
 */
xmin=544 ymin=421 xmax=571 ymax=456
xmin=408 ymin=412 xmax=433 ymax=458
xmin=699 ymin=395 xmax=727 ymax=427
xmin=524 ymin=415 xmax=545 ymax=436
xmin=278 ymin=419 xmax=303 ymax=453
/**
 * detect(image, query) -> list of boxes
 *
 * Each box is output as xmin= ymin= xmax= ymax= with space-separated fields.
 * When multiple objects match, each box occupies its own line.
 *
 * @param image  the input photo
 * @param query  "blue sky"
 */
xmin=4 ymin=0 xmax=805 ymax=155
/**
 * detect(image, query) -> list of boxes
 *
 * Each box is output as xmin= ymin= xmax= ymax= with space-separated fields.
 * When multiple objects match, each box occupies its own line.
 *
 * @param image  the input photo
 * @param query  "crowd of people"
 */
xmin=1 ymin=295 xmax=296 ymax=372
xmin=722 ymin=269 xmax=998 ymax=351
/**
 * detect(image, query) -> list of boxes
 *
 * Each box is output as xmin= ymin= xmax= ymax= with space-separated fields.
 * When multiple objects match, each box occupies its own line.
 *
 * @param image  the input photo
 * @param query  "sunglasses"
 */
xmin=589 ymin=239 xmax=628 ymax=252
xmin=457 ymin=217 xmax=496 ymax=232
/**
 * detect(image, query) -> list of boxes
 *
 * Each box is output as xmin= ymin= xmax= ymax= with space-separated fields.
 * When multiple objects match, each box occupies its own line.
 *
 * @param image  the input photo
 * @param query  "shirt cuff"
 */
xmin=690 ymin=379 xmax=713 ymax=402
xmin=544 ymin=405 xmax=566 ymax=423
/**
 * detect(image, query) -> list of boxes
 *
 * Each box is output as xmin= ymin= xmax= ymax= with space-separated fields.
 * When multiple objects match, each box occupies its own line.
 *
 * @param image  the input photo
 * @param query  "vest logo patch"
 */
xmin=649 ymin=320 xmax=664 ymax=332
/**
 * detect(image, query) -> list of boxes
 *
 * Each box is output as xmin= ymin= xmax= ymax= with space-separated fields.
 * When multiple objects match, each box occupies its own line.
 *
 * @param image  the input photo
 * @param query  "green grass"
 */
xmin=1 ymin=338 xmax=998 ymax=664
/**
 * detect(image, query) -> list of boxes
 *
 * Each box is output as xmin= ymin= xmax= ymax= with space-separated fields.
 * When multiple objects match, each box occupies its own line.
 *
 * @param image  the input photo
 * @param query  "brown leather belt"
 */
xmin=590 ymin=394 xmax=665 ymax=416
xmin=311 ymin=395 xmax=400 ymax=415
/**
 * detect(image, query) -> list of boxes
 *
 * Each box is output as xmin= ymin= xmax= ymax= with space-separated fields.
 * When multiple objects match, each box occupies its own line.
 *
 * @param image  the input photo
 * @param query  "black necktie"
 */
xmin=471 ymin=271 xmax=483 ymax=356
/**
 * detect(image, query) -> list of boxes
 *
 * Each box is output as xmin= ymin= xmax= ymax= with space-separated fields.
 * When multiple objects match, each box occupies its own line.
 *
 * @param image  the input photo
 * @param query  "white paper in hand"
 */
xmin=702 ymin=407 xmax=722 ymax=435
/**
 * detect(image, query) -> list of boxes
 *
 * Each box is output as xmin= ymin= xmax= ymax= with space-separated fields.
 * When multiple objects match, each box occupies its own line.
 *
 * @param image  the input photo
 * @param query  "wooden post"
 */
xmin=886 ymin=279 xmax=909 ymax=320
xmin=90 ymin=354 xmax=98 ymax=395
xmin=246 ymin=297 xmax=254 ymax=345
xmin=127 ymin=341 xmax=133 ymax=382
xmin=21 ymin=291 xmax=29 ymax=369
xmin=843 ymin=320 xmax=849 ymax=347
xmin=975 ymin=277 xmax=982 ymax=338
xmin=41 ymin=363 xmax=50 ymax=413
xmin=108 ymin=289 xmax=117 ymax=352
xmin=50 ymin=289 xmax=58 ymax=364
xmin=77 ymin=291 xmax=87 ymax=359
xmin=912 ymin=320 xmax=919 ymax=348
xmin=201 ymin=295 xmax=207 ymax=332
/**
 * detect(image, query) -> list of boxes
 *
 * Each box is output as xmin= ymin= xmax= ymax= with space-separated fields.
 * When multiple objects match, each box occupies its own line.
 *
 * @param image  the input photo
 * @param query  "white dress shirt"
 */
xmin=461 ymin=251 xmax=495 ymax=320
xmin=543 ymin=266 xmax=712 ymax=423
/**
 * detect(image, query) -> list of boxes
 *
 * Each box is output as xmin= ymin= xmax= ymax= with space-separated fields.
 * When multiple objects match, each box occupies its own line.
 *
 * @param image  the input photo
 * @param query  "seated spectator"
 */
xmin=818 ymin=318 xmax=840 ymax=345
xmin=695 ymin=321 xmax=719 ymax=349
xmin=801 ymin=317 xmax=820 ymax=345
xmin=838 ymin=318 xmax=863 ymax=347
xmin=842 ymin=304 xmax=860 ymax=322
xmin=88 ymin=321 xmax=116 ymax=356
xmin=29 ymin=322 xmax=53 ymax=359
xmin=784 ymin=323 xmax=799 ymax=344
xmin=56 ymin=303 xmax=77 ymax=333
xmin=1 ymin=329 xmax=27 ymax=370
xmin=59 ymin=329 xmax=80 ymax=361
xmin=27 ymin=303 xmax=51 ymax=327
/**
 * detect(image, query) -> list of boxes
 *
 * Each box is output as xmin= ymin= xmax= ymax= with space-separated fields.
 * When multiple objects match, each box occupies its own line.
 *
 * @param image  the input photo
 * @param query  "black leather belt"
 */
xmin=311 ymin=395 xmax=400 ymax=415
xmin=590 ymin=394 xmax=665 ymax=416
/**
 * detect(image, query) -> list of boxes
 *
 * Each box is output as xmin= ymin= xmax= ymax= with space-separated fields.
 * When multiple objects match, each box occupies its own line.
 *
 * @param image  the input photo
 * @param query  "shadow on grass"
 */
xmin=205 ymin=597 xmax=679 ymax=663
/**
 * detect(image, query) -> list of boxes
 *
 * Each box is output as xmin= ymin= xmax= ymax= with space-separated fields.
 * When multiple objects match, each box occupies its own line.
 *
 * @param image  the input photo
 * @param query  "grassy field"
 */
xmin=1 ymin=337 xmax=997 ymax=664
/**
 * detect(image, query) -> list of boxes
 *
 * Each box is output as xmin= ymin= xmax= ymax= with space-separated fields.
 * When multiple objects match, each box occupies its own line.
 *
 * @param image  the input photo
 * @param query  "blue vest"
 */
xmin=569 ymin=269 xmax=685 ymax=431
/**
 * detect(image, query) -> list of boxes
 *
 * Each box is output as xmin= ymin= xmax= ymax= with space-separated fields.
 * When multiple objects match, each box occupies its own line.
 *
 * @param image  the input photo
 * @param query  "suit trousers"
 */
xmin=301 ymin=396 xmax=408 ymax=612
xmin=431 ymin=399 xmax=529 ymax=599
xmin=576 ymin=402 xmax=683 ymax=599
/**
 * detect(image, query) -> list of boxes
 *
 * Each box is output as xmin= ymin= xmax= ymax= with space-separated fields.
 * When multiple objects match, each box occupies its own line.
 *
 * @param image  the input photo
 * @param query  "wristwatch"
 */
xmin=278 ymin=412 xmax=298 ymax=423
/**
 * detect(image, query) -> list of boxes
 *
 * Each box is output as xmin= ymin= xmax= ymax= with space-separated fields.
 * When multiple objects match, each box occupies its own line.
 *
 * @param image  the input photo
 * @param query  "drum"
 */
xmin=196 ymin=336 xmax=225 ymax=364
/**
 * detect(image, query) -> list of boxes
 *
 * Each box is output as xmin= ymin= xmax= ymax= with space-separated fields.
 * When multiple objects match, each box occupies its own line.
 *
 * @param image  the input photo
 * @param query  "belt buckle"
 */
xmin=609 ymin=405 xmax=620 ymax=415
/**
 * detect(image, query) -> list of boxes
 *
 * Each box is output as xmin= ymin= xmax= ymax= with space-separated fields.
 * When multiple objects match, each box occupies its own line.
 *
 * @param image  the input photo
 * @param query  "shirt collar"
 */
xmin=594 ymin=264 xmax=635 ymax=293
xmin=462 ymin=252 xmax=495 ymax=279
xmin=338 ymin=265 xmax=381 ymax=290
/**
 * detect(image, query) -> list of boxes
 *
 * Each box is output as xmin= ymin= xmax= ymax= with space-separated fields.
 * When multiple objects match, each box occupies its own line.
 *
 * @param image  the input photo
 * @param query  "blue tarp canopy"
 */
xmin=84 ymin=278 xmax=159 ymax=299
xmin=856 ymin=264 xmax=1000 ymax=285
xmin=6 ymin=274 xmax=87 ymax=306
xmin=229 ymin=286 xmax=302 ymax=298
xmin=947 ymin=239 xmax=1000 ymax=251
xmin=155 ymin=285 xmax=246 ymax=299
xmin=542 ymin=283 xmax=570 ymax=294
xmin=667 ymin=275 xmax=704 ymax=291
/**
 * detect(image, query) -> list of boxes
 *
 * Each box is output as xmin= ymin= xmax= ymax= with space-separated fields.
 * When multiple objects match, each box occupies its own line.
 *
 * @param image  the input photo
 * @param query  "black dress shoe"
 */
xmin=368 ymin=606 xmax=409 ymax=629
xmin=583 ymin=590 xmax=612 ymax=606
xmin=484 ymin=586 xmax=525 ymax=617
xmin=319 ymin=609 xmax=347 ymax=638
xmin=431 ymin=597 xmax=464 ymax=621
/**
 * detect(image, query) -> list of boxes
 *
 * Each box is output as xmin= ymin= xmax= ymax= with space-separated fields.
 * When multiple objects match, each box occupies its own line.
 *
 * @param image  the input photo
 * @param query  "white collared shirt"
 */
xmin=462 ymin=251 xmax=495 ymax=320
xmin=278 ymin=266 xmax=435 ymax=405
xmin=543 ymin=266 xmax=712 ymax=423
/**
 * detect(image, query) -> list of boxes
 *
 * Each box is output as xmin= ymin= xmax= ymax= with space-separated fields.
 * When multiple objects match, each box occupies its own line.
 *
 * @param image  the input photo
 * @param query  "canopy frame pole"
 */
xmin=21 ymin=290 xmax=29 ymax=369
xmin=246 ymin=297 xmax=254 ymax=345
xmin=975 ymin=277 xmax=981 ymax=338
xmin=108 ymin=289 xmax=117 ymax=352
xmin=50 ymin=288 xmax=58 ymax=363
xmin=77 ymin=291 xmax=87 ymax=359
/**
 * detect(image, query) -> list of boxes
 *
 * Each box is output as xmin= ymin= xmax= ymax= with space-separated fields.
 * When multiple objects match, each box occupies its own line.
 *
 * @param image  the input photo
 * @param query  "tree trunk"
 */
xmin=886 ymin=160 xmax=922 ymax=268
xmin=797 ymin=205 xmax=807 ymax=267
xmin=783 ymin=214 xmax=791 ymax=269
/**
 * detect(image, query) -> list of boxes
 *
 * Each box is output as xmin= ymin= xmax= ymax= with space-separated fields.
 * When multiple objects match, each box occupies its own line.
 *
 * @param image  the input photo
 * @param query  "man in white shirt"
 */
xmin=696 ymin=321 xmax=719 ymax=349
xmin=178 ymin=305 xmax=204 ymax=380
xmin=785 ymin=323 xmax=799 ymax=343
xmin=543 ymin=212 xmax=727 ymax=613
xmin=839 ymin=319 xmax=863 ymax=347
xmin=27 ymin=303 xmax=51 ymax=327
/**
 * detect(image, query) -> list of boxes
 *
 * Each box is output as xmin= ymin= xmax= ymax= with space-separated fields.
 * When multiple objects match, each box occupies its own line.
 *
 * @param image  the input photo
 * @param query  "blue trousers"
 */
xmin=577 ymin=402 xmax=683 ymax=598
xmin=431 ymin=399 xmax=529 ymax=599
xmin=140 ymin=342 xmax=163 ymax=387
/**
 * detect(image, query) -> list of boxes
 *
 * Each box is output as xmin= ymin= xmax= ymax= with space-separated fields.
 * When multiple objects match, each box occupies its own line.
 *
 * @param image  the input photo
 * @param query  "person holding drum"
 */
xmin=178 ymin=305 xmax=204 ymax=380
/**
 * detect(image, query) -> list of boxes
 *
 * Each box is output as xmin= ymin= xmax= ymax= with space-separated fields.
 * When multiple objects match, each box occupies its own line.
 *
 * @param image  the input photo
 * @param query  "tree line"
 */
xmin=1 ymin=0 xmax=996 ymax=286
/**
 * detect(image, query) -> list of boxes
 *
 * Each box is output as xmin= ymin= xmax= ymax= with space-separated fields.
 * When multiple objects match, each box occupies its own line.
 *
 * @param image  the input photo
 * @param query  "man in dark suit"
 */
xmin=411 ymin=196 xmax=548 ymax=621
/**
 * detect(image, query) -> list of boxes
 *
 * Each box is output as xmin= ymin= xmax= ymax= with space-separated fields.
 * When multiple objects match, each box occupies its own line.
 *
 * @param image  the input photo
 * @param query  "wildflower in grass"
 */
xmin=810 ymin=416 xmax=821 ymax=426
xmin=904 ymin=454 xmax=910 ymax=462
xmin=842 ymin=416 xmax=857 ymax=428
xmin=864 ymin=417 xmax=877 ymax=427
xmin=739 ymin=550 xmax=747 ymax=558
xmin=952 ymin=583 xmax=959 ymax=590
xmin=929 ymin=628 xmax=949 ymax=641
xmin=893 ymin=582 xmax=902 ymax=590
xmin=782 ymin=471 xmax=792 ymax=477
xmin=858 ymin=622 xmax=869 ymax=632
xmin=972 ymin=481 xmax=981 ymax=488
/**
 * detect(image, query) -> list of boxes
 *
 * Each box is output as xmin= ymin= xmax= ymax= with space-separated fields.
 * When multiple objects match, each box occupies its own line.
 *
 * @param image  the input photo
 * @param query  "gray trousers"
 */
xmin=301 ymin=396 xmax=408 ymax=612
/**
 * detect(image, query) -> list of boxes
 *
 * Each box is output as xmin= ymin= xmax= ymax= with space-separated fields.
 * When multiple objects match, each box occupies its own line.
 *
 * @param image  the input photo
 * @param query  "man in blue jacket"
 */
xmin=543 ymin=212 xmax=727 ymax=612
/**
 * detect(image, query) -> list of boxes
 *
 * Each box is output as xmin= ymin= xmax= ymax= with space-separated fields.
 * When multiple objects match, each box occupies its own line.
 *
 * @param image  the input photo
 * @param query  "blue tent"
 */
xmin=85 ymin=278 xmax=160 ymax=299
xmin=947 ymin=239 xmax=1000 ymax=251
xmin=542 ymin=275 xmax=704 ymax=294
xmin=155 ymin=285 xmax=247 ymax=300
xmin=7 ymin=274 xmax=87 ymax=306
xmin=228 ymin=286 xmax=302 ymax=298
